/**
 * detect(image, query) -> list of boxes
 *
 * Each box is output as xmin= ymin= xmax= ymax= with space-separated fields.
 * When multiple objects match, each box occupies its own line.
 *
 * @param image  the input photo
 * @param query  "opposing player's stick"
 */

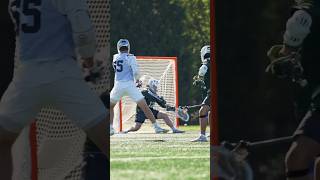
xmin=223 ymin=135 xmax=293 ymax=150
xmin=212 ymin=136 xmax=293 ymax=180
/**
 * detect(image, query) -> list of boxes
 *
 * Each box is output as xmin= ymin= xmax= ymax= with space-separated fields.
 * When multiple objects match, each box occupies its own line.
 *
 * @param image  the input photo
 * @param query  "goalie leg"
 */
xmin=136 ymin=99 xmax=164 ymax=133
xmin=122 ymin=81 xmax=163 ymax=132
xmin=123 ymin=123 xmax=143 ymax=133
xmin=156 ymin=112 xmax=184 ymax=133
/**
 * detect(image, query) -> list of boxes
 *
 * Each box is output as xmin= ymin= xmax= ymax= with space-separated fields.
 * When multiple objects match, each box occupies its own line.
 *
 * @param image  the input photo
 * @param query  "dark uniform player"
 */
xmin=191 ymin=45 xmax=211 ymax=142
xmin=267 ymin=1 xmax=320 ymax=179
xmin=124 ymin=79 xmax=184 ymax=133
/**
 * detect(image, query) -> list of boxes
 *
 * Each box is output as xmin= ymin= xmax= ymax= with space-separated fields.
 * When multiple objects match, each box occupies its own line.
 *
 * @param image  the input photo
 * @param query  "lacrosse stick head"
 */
xmin=176 ymin=107 xmax=190 ymax=122
xmin=211 ymin=146 xmax=253 ymax=180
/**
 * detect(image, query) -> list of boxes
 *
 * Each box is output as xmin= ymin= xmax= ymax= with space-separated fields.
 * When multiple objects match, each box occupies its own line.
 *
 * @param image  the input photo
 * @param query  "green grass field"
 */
xmin=111 ymin=125 xmax=210 ymax=180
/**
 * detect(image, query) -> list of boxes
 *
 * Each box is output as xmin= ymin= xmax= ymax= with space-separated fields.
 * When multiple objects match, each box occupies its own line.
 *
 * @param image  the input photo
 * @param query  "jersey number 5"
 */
xmin=10 ymin=0 xmax=42 ymax=34
xmin=113 ymin=60 xmax=123 ymax=72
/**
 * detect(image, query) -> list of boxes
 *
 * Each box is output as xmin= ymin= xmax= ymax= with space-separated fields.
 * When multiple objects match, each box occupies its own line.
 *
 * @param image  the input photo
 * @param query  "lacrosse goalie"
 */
xmin=123 ymin=79 xmax=185 ymax=134
xmin=191 ymin=45 xmax=211 ymax=142
xmin=266 ymin=1 xmax=320 ymax=179
xmin=110 ymin=39 xmax=167 ymax=135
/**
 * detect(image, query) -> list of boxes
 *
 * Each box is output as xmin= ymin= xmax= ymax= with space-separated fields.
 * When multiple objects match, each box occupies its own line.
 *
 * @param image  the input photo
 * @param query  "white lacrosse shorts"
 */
xmin=110 ymin=81 xmax=144 ymax=103
xmin=0 ymin=58 xmax=107 ymax=132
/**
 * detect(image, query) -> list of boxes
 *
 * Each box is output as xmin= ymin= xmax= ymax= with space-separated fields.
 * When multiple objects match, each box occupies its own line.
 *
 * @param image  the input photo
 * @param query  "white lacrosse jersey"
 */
xmin=113 ymin=53 xmax=138 ymax=82
xmin=8 ymin=0 xmax=76 ymax=62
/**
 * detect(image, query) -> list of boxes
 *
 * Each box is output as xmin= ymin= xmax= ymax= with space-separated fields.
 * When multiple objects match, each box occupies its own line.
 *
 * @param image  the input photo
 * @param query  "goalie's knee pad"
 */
xmin=286 ymin=169 xmax=310 ymax=178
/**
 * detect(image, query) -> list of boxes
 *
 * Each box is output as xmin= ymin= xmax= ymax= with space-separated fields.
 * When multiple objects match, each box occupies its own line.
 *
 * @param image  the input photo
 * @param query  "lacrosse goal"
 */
xmin=113 ymin=56 xmax=179 ymax=132
xmin=11 ymin=0 xmax=110 ymax=179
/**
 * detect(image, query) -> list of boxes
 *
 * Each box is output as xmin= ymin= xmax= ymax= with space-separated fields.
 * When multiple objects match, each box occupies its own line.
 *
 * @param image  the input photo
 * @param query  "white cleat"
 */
xmin=121 ymin=130 xmax=129 ymax=134
xmin=191 ymin=134 xmax=208 ymax=142
xmin=110 ymin=126 xmax=115 ymax=136
xmin=172 ymin=129 xmax=185 ymax=133
xmin=155 ymin=127 xmax=169 ymax=134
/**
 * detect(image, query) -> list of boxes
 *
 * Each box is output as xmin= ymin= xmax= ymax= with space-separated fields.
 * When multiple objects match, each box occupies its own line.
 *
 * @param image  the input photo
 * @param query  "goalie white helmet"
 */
xmin=200 ymin=45 xmax=210 ymax=63
xmin=147 ymin=79 xmax=159 ymax=93
xmin=117 ymin=39 xmax=130 ymax=53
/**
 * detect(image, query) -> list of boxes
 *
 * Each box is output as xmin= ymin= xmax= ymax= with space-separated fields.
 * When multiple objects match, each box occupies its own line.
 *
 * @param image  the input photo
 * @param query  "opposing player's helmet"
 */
xmin=200 ymin=45 xmax=210 ymax=63
xmin=117 ymin=39 xmax=130 ymax=53
xmin=147 ymin=79 xmax=159 ymax=93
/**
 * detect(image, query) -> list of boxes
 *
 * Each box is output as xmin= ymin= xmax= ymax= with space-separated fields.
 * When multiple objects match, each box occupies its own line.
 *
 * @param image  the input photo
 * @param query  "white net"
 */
xmin=12 ymin=0 xmax=110 ymax=179
xmin=113 ymin=57 xmax=178 ymax=132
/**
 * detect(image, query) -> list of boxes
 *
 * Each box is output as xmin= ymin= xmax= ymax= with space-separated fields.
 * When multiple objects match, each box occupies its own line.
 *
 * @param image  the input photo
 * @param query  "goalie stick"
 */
xmin=182 ymin=104 xmax=204 ymax=109
xmin=166 ymin=106 xmax=190 ymax=122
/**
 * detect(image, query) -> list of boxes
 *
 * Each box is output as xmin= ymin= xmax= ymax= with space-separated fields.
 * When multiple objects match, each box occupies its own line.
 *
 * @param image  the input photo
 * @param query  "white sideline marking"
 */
xmin=111 ymin=156 xmax=209 ymax=162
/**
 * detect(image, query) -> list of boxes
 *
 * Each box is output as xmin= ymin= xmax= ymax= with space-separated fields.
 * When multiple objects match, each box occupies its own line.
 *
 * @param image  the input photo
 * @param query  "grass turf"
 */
xmin=110 ymin=125 xmax=210 ymax=180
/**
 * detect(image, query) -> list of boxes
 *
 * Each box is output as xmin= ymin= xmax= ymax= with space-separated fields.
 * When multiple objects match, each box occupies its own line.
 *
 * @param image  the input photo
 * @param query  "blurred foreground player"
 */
xmin=0 ymin=0 xmax=109 ymax=179
xmin=266 ymin=1 xmax=320 ymax=179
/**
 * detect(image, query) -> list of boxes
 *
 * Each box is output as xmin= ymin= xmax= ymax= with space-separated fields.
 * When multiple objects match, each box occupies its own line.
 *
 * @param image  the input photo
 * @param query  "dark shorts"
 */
xmin=294 ymin=111 xmax=320 ymax=144
xmin=135 ymin=108 xmax=159 ymax=124
xmin=99 ymin=91 xmax=110 ymax=109
xmin=202 ymin=93 xmax=211 ymax=106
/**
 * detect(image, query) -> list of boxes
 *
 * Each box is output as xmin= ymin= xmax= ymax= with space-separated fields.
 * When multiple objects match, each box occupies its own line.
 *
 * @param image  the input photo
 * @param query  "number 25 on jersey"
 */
xmin=113 ymin=60 xmax=123 ymax=72
xmin=10 ymin=0 xmax=42 ymax=34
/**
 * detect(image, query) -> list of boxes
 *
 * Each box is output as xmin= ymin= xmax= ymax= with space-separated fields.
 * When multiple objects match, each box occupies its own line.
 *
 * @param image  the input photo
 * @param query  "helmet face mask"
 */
xmin=117 ymin=39 xmax=130 ymax=53
xmin=203 ymin=53 xmax=210 ymax=64
xmin=148 ymin=79 xmax=159 ymax=94
xmin=200 ymin=45 xmax=210 ymax=63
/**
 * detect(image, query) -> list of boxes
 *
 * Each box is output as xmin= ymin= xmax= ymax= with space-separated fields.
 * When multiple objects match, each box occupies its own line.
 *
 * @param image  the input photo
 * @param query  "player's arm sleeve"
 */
xmin=144 ymin=91 xmax=166 ymax=108
xmin=283 ymin=10 xmax=312 ymax=47
xmin=52 ymin=0 xmax=96 ymax=58
xmin=129 ymin=56 xmax=141 ymax=80
xmin=154 ymin=96 xmax=167 ymax=108
xmin=198 ymin=64 xmax=208 ymax=77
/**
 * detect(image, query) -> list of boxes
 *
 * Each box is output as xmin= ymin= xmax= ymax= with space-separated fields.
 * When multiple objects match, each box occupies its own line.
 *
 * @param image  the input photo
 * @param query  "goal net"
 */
xmin=11 ymin=0 xmax=110 ymax=179
xmin=113 ymin=56 xmax=179 ymax=133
